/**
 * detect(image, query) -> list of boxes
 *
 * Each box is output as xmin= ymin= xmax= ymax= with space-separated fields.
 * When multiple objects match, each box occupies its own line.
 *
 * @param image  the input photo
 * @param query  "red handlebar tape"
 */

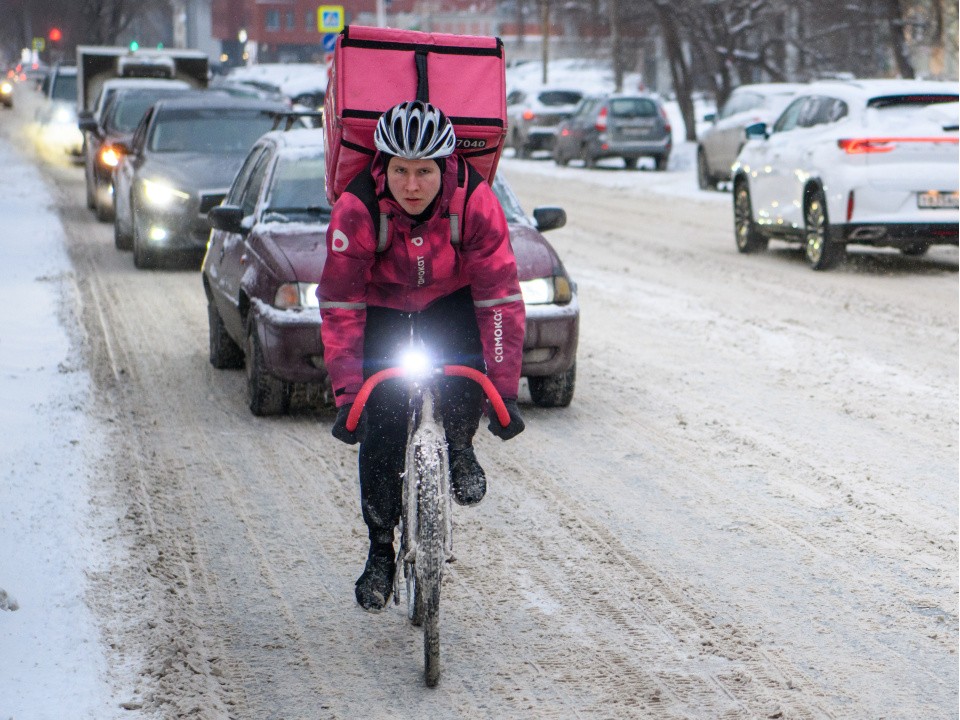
xmin=345 ymin=365 xmax=510 ymax=431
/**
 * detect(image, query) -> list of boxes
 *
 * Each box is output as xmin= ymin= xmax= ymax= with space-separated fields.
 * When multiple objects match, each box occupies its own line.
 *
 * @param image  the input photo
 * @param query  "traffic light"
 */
xmin=129 ymin=40 xmax=139 ymax=51
xmin=48 ymin=27 xmax=62 ymax=43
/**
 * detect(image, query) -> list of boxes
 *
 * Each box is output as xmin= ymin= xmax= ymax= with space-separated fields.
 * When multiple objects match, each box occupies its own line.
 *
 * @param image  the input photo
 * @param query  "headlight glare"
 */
xmin=142 ymin=178 xmax=189 ymax=207
xmin=99 ymin=145 xmax=120 ymax=167
xmin=274 ymin=282 xmax=319 ymax=310
xmin=520 ymin=276 xmax=573 ymax=305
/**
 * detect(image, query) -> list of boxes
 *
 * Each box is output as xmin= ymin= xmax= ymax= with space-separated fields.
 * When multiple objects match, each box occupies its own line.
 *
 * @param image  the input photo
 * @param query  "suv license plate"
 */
xmin=917 ymin=191 xmax=959 ymax=209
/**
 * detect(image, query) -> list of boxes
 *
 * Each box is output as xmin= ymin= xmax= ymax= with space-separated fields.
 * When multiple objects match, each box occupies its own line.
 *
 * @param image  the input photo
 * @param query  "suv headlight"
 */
xmin=520 ymin=276 xmax=572 ymax=305
xmin=141 ymin=178 xmax=189 ymax=207
xmin=274 ymin=282 xmax=319 ymax=310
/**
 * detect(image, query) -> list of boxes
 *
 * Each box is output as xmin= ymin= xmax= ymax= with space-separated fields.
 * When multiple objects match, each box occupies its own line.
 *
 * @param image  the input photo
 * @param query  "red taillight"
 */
xmin=522 ymin=109 xmax=535 ymax=121
xmin=659 ymin=105 xmax=671 ymax=134
xmin=846 ymin=190 xmax=855 ymax=222
xmin=560 ymin=128 xmax=570 ymax=137
xmin=595 ymin=106 xmax=608 ymax=131
xmin=838 ymin=136 xmax=959 ymax=154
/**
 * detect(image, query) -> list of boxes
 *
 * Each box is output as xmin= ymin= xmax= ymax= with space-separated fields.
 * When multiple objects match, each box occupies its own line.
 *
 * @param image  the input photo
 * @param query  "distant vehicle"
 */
xmin=506 ymin=86 xmax=584 ymax=158
xmin=75 ymin=45 xmax=208 ymax=118
xmin=35 ymin=65 xmax=83 ymax=161
xmin=732 ymin=79 xmax=959 ymax=270
xmin=202 ymin=128 xmax=580 ymax=415
xmin=79 ymin=84 xmax=196 ymax=220
xmin=553 ymin=92 xmax=672 ymax=170
xmin=697 ymin=82 xmax=805 ymax=190
xmin=111 ymin=94 xmax=288 ymax=268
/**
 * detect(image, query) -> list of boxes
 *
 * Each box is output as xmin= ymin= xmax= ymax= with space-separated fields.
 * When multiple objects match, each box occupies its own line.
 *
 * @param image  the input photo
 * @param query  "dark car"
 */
xmin=202 ymin=128 xmax=579 ymax=415
xmin=80 ymin=85 xmax=196 ymax=221
xmin=553 ymin=93 xmax=672 ymax=170
xmin=112 ymin=94 xmax=288 ymax=268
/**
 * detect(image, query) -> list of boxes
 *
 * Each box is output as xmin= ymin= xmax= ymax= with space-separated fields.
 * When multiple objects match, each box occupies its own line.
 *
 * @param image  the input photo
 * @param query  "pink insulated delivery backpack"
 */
xmin=324 ymin=25 xmax=507 ymax=204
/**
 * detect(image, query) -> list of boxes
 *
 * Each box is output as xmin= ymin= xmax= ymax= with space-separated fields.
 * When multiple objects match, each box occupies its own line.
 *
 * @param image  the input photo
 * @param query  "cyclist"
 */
xmin=319 ymin=100 xmax=526 ymax=612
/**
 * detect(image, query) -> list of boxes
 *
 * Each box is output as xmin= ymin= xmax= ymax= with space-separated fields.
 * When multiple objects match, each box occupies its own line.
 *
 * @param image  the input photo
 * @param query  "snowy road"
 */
xmin=2 ymin=89 xmax=957 ymax=719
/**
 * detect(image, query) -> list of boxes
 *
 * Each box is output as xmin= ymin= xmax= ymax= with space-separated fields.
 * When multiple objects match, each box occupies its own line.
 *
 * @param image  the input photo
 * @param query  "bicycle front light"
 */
xmin=401 ymin=350 xmax=431 ymax=378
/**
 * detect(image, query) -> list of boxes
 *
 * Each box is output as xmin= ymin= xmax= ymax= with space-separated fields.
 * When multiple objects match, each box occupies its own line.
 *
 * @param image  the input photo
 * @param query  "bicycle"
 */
xmin=345 ymin=339 xmax=510 ymax=687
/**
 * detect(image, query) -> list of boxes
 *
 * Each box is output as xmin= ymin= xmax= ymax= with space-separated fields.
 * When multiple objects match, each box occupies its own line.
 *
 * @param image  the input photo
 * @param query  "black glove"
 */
xmin=332 ymin=403 xmax=367 ymax=445
xmin=487 ymin=398 xmax=525 ymax=440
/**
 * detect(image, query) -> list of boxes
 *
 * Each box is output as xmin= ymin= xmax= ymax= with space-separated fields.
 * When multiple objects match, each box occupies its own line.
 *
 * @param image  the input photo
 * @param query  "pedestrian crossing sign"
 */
xmin=318 ymin=5 xmax=344 ymax=33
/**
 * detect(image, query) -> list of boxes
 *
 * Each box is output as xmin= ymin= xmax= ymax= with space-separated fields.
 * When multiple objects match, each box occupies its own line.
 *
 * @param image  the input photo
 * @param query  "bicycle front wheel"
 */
xmin=414 ymin=436 xmax=446 ymax=687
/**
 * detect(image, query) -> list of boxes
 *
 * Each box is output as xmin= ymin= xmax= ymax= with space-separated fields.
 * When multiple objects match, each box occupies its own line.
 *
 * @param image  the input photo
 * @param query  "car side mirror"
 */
xmin=208 ymin=205 xmax=245 ymax=233
xmin=744 ymin=121 xmax=769 ymax=140
xmin=78 ymin=116 xmax=98 ymax=133
xmin=533 ymin=206 xmax=566 ymax=232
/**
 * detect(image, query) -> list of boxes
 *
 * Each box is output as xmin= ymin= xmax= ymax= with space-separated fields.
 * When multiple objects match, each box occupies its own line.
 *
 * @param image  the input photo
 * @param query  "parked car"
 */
xmin=553 ymin=93 xmax=672 ymax=170
xmin=80 ymin=84 xmax=196 ymax=220
xmin=731 ymin=79 xmax=959 ymax=270
xmin=34 ymin=65 xmax=83 ymax=161
xmin=112 ymin=94 xmax=288 ymax=268
xmin=696 ymin=82 xmax=805 ymax=189
xmin=202 ymin=129 xmax=580 ymax=415
xmin=506 ymin=86 xmax=584 ymax=158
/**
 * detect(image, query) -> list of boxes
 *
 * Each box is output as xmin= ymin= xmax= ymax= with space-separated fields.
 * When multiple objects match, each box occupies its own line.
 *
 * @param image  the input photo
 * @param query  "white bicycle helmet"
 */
xmin=374 ymin=100 xmax=456 ymax=160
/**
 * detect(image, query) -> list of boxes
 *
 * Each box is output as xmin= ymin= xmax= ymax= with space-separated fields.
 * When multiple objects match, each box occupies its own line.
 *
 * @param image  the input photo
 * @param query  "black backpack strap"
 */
xmin=344 ymin=167 xmax=389 ymax=252
xmin=447 ymin=155 xmax=484 ymax=247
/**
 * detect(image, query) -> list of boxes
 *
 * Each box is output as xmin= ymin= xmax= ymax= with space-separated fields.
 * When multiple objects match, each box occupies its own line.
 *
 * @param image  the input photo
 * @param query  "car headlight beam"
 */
xmin=520 ymin=276 xmax=572 ymax=305
xmin=141 ymin=178 xmax=190 ymax=207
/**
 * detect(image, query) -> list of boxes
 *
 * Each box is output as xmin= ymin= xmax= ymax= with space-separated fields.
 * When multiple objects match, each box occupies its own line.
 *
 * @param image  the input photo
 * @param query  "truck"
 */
xmin=76 ymin=45 xmax=209 ymax=118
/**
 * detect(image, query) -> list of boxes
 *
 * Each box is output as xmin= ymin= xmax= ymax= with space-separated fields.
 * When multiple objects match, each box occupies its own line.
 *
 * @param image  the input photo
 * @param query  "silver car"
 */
xmin=697 ymin=82 xmax=805 ymax=189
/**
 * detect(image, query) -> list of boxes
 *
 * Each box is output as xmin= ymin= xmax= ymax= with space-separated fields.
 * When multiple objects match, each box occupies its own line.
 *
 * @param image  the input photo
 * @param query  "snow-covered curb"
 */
xmin=0 ymin=138 xmax=129 ymax=719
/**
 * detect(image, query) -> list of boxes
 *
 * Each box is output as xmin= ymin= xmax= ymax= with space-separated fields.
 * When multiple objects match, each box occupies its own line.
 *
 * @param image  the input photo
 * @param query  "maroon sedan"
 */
xmin=202 ymin=127 xmax=579 ymax=415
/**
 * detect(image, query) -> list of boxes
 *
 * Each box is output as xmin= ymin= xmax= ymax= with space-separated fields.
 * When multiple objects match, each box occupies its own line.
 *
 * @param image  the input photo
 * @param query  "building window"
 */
xmin=305 ymin=11 xmax=315 ymax=31
xmin=286 ymin=11 xmax=295 ymax=30
xmin=265 ymin=10 xmax=280 ymax=31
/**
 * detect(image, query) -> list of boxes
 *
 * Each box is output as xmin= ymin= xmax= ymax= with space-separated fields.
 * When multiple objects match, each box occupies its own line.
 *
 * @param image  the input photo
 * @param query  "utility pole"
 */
xmin=377 ymin=0 xmax=387 ymax=27
xmin=609 ymin=0 xmax=622 ymax=91
xmin=540 ymin=0 xmax=550 ymax=84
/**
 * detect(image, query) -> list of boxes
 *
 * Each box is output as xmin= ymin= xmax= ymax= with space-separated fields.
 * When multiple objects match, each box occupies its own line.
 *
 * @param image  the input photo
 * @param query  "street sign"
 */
xmin=322 ymin=32 xmax=337 ymax=53
xmin=32 ymin=37 xmax=45 ymax=52
xmin=318 ymin=5 xmax=344 ymax=33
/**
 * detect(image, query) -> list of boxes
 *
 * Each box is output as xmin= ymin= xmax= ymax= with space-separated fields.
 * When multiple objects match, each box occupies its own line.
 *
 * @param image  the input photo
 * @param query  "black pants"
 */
xmin=359 ymin=287 xmax=485 ymax=543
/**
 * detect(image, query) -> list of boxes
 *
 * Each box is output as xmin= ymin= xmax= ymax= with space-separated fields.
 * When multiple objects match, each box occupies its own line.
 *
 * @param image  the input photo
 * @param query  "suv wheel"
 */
xmin=623 ymin=157 xmax=638 ymax=170
xmin=697 ymin=148 xmax=715 ymax=190
xmin=733 ymin=181 xmax=768 ymax=254
xmin=804 ymin=189 xmax=843 ymax=271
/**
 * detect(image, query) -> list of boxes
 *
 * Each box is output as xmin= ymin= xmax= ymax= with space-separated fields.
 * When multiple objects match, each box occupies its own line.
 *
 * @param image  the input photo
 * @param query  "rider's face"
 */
xmin=386 ymin=157 xmax=442 ymax=216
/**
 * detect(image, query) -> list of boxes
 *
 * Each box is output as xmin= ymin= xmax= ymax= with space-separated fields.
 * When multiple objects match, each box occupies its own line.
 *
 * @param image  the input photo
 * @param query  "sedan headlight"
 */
xmin=274 ymin=282 xmax=319 ymax=310
xmin=141 ymin=178 xmax=190 ymax=207
xmin=520 ymin=276 xmax=573 ymax=305
xmin=98 ymin=145 xmax=120 ymax=168
xmin=0 ymin=82 xmax=12 ymax=95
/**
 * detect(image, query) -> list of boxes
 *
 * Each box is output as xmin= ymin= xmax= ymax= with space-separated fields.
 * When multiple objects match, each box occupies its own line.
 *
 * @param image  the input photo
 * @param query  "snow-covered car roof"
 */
xmin=801 ymin=78 xmax=959 ymax=105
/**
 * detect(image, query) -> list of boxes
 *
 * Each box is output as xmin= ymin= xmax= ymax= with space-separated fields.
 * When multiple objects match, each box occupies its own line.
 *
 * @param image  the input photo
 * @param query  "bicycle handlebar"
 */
xmin=346 ymin=365 xmax=510 ymax=432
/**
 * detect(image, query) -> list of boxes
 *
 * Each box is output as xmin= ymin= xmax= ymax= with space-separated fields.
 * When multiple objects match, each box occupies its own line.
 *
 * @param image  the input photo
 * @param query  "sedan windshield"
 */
xmin=491 ymin=174 xmax=529 ymax=225
xmin=149 ymin=109 xmax=275 ymax=153
xmin=263 ymin=154 xmax=331 ymax=222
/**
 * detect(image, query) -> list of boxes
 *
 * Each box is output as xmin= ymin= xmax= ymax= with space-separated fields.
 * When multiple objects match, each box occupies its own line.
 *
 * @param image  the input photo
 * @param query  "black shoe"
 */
xmin=355 ymin=544 xmax=395 ymax=612
xmin=449 ymin=445 xmax=486 ymax=506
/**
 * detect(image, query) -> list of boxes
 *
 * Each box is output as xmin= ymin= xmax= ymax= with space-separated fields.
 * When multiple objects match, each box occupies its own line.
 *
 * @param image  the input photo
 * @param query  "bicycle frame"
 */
xmin=345 ymin=344 xmax=509 ymax=686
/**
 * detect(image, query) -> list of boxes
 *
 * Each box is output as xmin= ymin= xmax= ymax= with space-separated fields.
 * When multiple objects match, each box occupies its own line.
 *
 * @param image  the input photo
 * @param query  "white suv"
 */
xmin=731 ymin=79 xmax=958 ymax=270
